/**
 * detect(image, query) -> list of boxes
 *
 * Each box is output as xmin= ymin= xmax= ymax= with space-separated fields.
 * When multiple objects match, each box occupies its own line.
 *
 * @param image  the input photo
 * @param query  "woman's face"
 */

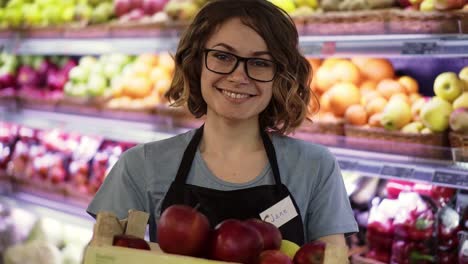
xmin=200 ymin=17 xmax=274 ymax=124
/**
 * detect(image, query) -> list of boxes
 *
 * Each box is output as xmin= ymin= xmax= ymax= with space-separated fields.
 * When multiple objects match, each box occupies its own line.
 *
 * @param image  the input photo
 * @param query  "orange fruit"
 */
xmin=389 ymin=93 xmax=410 ymax=104
xmin=351 ymin=57 xmax=369 ymax=70
xmin=332 ymin=60 xmax=361 ymax=85
xmin=368 ymin=112 xmax=383 ymax=127
xmin=308 ymin=58 xmax=322 ymax=73
xmin=315 ymin=65 xmax=336 ymax=93
xmin=328 ymin=82 xmax=361 ymax=117
xmin=158 ymin=52 xmax=176 ymax=73
xmin=360 ymin=80 xmax=378 ymax=91
xmin=358 ymin=58 xmax=395 ymax=82
xmin=136 ymin=54 xmax=159 ymax=67
xmin=365 ymin=97 xmax=387 ymax=116
xmin=345 ymin=104 xmax=368 ymax=126
xmin=123 ymin=76 xmax=152 ymax=98
xmin=398 ymin=76 xmax=419 ymax=94
xmin=361 ymin=90 xmax=382 ymax=106
xmin=321 ymin=58 xmax=343 ymax=68
xmin=376 ymin=79 xmax=406 ymax=99
xmin=315 ymin=60 xmax=361 ymax=93
xmin=319 ymin=90 xmax=332 ymax=112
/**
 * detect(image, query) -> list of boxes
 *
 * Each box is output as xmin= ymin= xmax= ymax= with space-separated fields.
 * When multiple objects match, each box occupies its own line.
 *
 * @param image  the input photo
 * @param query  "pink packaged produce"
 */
xmin=0 ymin=122 xmax=18 ymax=172
xmin=87 ymin=140 xmax=136 ymax=195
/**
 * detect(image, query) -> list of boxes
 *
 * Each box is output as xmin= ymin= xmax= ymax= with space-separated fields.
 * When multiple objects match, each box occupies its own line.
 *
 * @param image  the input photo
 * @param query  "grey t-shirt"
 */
xmin=87 ymin=129 xmax=358 ymax=242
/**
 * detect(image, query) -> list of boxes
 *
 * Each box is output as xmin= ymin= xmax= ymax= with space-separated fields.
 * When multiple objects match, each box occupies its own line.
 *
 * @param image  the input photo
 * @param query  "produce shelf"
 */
xmin=2 ymin=107 xmax=466 ymax=190
xmin=299 ymin=33 xmax=468 ymax=57
xmin=0 ymin=190 xmax=94 ymax=228
xmin=1 ymin=29 xmax=467 ymax=56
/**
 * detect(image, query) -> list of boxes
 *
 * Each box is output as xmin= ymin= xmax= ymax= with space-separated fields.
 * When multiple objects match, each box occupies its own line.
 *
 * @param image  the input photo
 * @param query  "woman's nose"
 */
xmin=227 ymin=61 xmax=250 ymax=84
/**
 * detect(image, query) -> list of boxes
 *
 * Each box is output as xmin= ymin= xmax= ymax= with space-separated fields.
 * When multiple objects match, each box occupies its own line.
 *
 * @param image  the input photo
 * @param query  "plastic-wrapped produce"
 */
xmin=0 ymin=204 xmax=19 ymax=264
xmin=3 ymin=240 xmax=62 ymax=264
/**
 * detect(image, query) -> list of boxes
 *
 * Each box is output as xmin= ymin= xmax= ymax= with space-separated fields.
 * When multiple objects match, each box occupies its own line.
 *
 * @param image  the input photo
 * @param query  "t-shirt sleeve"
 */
xmin=86 ymin=145 xmax=148 ymax=220
xmin=305 ymin=149 xmax=358 ymax=241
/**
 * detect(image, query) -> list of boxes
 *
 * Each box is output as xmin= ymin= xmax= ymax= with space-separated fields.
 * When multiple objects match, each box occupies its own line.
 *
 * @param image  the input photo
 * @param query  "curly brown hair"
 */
xmin=165 ymin=0 xmax=319 ymax=134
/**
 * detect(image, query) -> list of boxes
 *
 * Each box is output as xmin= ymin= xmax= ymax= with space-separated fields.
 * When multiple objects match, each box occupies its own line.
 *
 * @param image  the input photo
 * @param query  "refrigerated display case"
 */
xmin=0 ymin=4 xmax=467 ymax=263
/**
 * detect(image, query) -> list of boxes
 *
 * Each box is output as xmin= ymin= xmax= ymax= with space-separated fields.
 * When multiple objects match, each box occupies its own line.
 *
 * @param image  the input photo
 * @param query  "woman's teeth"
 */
xmin=221 ymin=89 xmax=251 ymax=99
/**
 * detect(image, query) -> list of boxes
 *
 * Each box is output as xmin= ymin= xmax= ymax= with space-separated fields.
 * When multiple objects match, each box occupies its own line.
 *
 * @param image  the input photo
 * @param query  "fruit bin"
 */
xmin=449 ymin=132 xmax=468 ymax=166
xmin=84 ymin=210 xmax=349 ymax=264
xmin=344 ymin=125 xmax=450 ymax=159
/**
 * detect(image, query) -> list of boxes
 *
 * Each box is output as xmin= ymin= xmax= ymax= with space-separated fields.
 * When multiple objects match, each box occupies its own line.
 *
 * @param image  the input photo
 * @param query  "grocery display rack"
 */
xmin=1 ymin=33 xmax=468 ymax=56
xmin=1 ymin=14 xmax=468 ymax=263
xmin=1 ymin=105 xmax=466 ymax=191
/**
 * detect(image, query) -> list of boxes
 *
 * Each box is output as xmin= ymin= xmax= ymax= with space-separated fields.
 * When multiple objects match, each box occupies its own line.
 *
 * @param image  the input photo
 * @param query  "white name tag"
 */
xmin=259 ymin=196 xmax=298 ymax=228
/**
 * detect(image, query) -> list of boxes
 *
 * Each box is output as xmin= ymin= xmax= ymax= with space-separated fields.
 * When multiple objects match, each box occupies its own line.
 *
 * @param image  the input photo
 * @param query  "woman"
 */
xmin=87 ymin=0 xmax=358 ymax=248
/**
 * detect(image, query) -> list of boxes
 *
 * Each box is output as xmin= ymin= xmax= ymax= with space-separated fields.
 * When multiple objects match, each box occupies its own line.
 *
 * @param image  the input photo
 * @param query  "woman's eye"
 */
xmin=213 ymin=53 xmax=233 ymax=61
xmin=250 ymin=59 xmax=273 ymax=68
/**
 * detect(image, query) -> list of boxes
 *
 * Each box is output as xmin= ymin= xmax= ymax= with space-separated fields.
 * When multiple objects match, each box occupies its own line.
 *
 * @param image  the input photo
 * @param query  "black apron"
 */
xmin=153 ymin=125 xmax=305 ymax=245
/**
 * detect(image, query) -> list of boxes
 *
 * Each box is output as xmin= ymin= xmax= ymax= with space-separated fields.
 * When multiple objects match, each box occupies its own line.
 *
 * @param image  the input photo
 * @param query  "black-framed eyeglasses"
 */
xmin=203 ymin=49 xmax=277 ymax=82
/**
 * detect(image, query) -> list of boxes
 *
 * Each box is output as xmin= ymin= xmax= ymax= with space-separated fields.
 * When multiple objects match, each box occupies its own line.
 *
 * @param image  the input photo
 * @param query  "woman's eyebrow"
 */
xmin=211 ymin=43 xmax=271 ymax=57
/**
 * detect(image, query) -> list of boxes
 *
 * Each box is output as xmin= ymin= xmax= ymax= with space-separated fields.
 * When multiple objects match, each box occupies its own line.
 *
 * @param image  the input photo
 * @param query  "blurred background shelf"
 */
xmin=2 ymin=106 xmax=466 ymax=190
xmin=1 ymin=32 xmax=468 ymax=57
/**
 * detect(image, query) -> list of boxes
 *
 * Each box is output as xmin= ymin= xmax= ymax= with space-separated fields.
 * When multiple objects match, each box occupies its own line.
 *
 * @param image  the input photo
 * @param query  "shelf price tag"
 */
xmin=300 ymin=44 xmax=322 ymax=55
xmin=338 ymin=160 xmax=357 ymax=171
xmin=380 ymin=165 xmax=414 ymax=179
xmin=402 ymin=42 xmax=439 ymax=55
xmin=321 ymin=42 xmax=336 ymax=56
xmin=433 ymin=171 xmax=468 ymax=188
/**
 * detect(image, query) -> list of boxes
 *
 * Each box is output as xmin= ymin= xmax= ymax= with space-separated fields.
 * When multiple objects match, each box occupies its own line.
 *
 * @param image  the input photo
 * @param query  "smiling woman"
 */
xmin=87 ymin=0 xmax=358 ymax=253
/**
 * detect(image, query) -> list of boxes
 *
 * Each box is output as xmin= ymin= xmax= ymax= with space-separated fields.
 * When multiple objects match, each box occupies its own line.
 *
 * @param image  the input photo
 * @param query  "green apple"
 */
xmin=433 ymin=72 xmax=464 ymax=103
xmin=87 ymin=73 xmax=108 ymax=96
xmin=279 ymin=239 xmax=300 ymax=259
xmin=459 ymin=66 xmax=468 ymax=90
xmin=69 ymin=66 xmax=89 ymax=83
xmin=453 ymin=92 xmax=468 ymax=109
xmin=401 ymin=121 xmax=424 ymax=134
xmin=380 ymin=98 xmax=412 ymax=131
xmin=421 ymin=127 xmax=433 ymax=134
xmin=449 ymin=108 xmax=468 ymax=133
xmin=420 ymin=97 xmax=453 ymax=132
xmin=78 ymin=56 xmax=97 ymax=68
xmin=269 ymin=0 xmax=297 ymax=13
xmin=295 ymin=0 xmax=318 ymax=8
xmin=103 ymin=63 xmax=123 ymax=79
xmin=420 ymin=0 xmax=435 ymax=10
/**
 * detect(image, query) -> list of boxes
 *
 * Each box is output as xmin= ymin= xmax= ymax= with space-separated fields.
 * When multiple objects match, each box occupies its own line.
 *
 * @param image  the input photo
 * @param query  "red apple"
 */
xmin=114 ymin=0 xmax=132 ymax=17
xmin=142 ymin=0 xmax=167 ymax=14
xmin=113 ymin=234 xmax=151 ymax=250
xmin=293 ymin=241 xmax=326 ymax=264
xmin=210 ymin=219 xmax=264 ymax=264
xmin=157 ymin=204 xmax=210 ymax=257
xmin=245 ymin=218 xmax=282 ymax=250
xmin=258 ymin=250 xmax=293 ymax=264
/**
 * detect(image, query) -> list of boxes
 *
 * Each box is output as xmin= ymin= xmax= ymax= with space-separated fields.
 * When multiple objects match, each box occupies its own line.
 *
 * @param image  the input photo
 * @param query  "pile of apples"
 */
xmin=268 ymin=0 xmax=319 ymax=17
xmin=105 ymin=52 xmax=174 ymax=110
xmin=65 ymin=54 xmax=133 ymax=99
xmin=415 ymin=68 xmax=468 ymax=135
xmin=309 ymin=57 xmax=468 ymax=135
xmin=0 ymin=0 xmax=114 ymax=28
xmin=398 ymin=0 xmax=468 ymax=12
xmin=112 ymin=204 xmax=333 ymax=264
xmin=309 ymin=57 xmax=423 ymax=129
xmin=114 ymin=0 xmax=206 ymax=23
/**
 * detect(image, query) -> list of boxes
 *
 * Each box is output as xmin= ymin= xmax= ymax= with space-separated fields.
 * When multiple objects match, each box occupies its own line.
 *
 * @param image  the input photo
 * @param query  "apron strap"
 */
xmin=260 ymin=129 xmax=283 ymax=190
xmin=174 ymin=124 xmax=283 ymax=189
xmin=174 ymin=125 xmax=204 ymax=184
